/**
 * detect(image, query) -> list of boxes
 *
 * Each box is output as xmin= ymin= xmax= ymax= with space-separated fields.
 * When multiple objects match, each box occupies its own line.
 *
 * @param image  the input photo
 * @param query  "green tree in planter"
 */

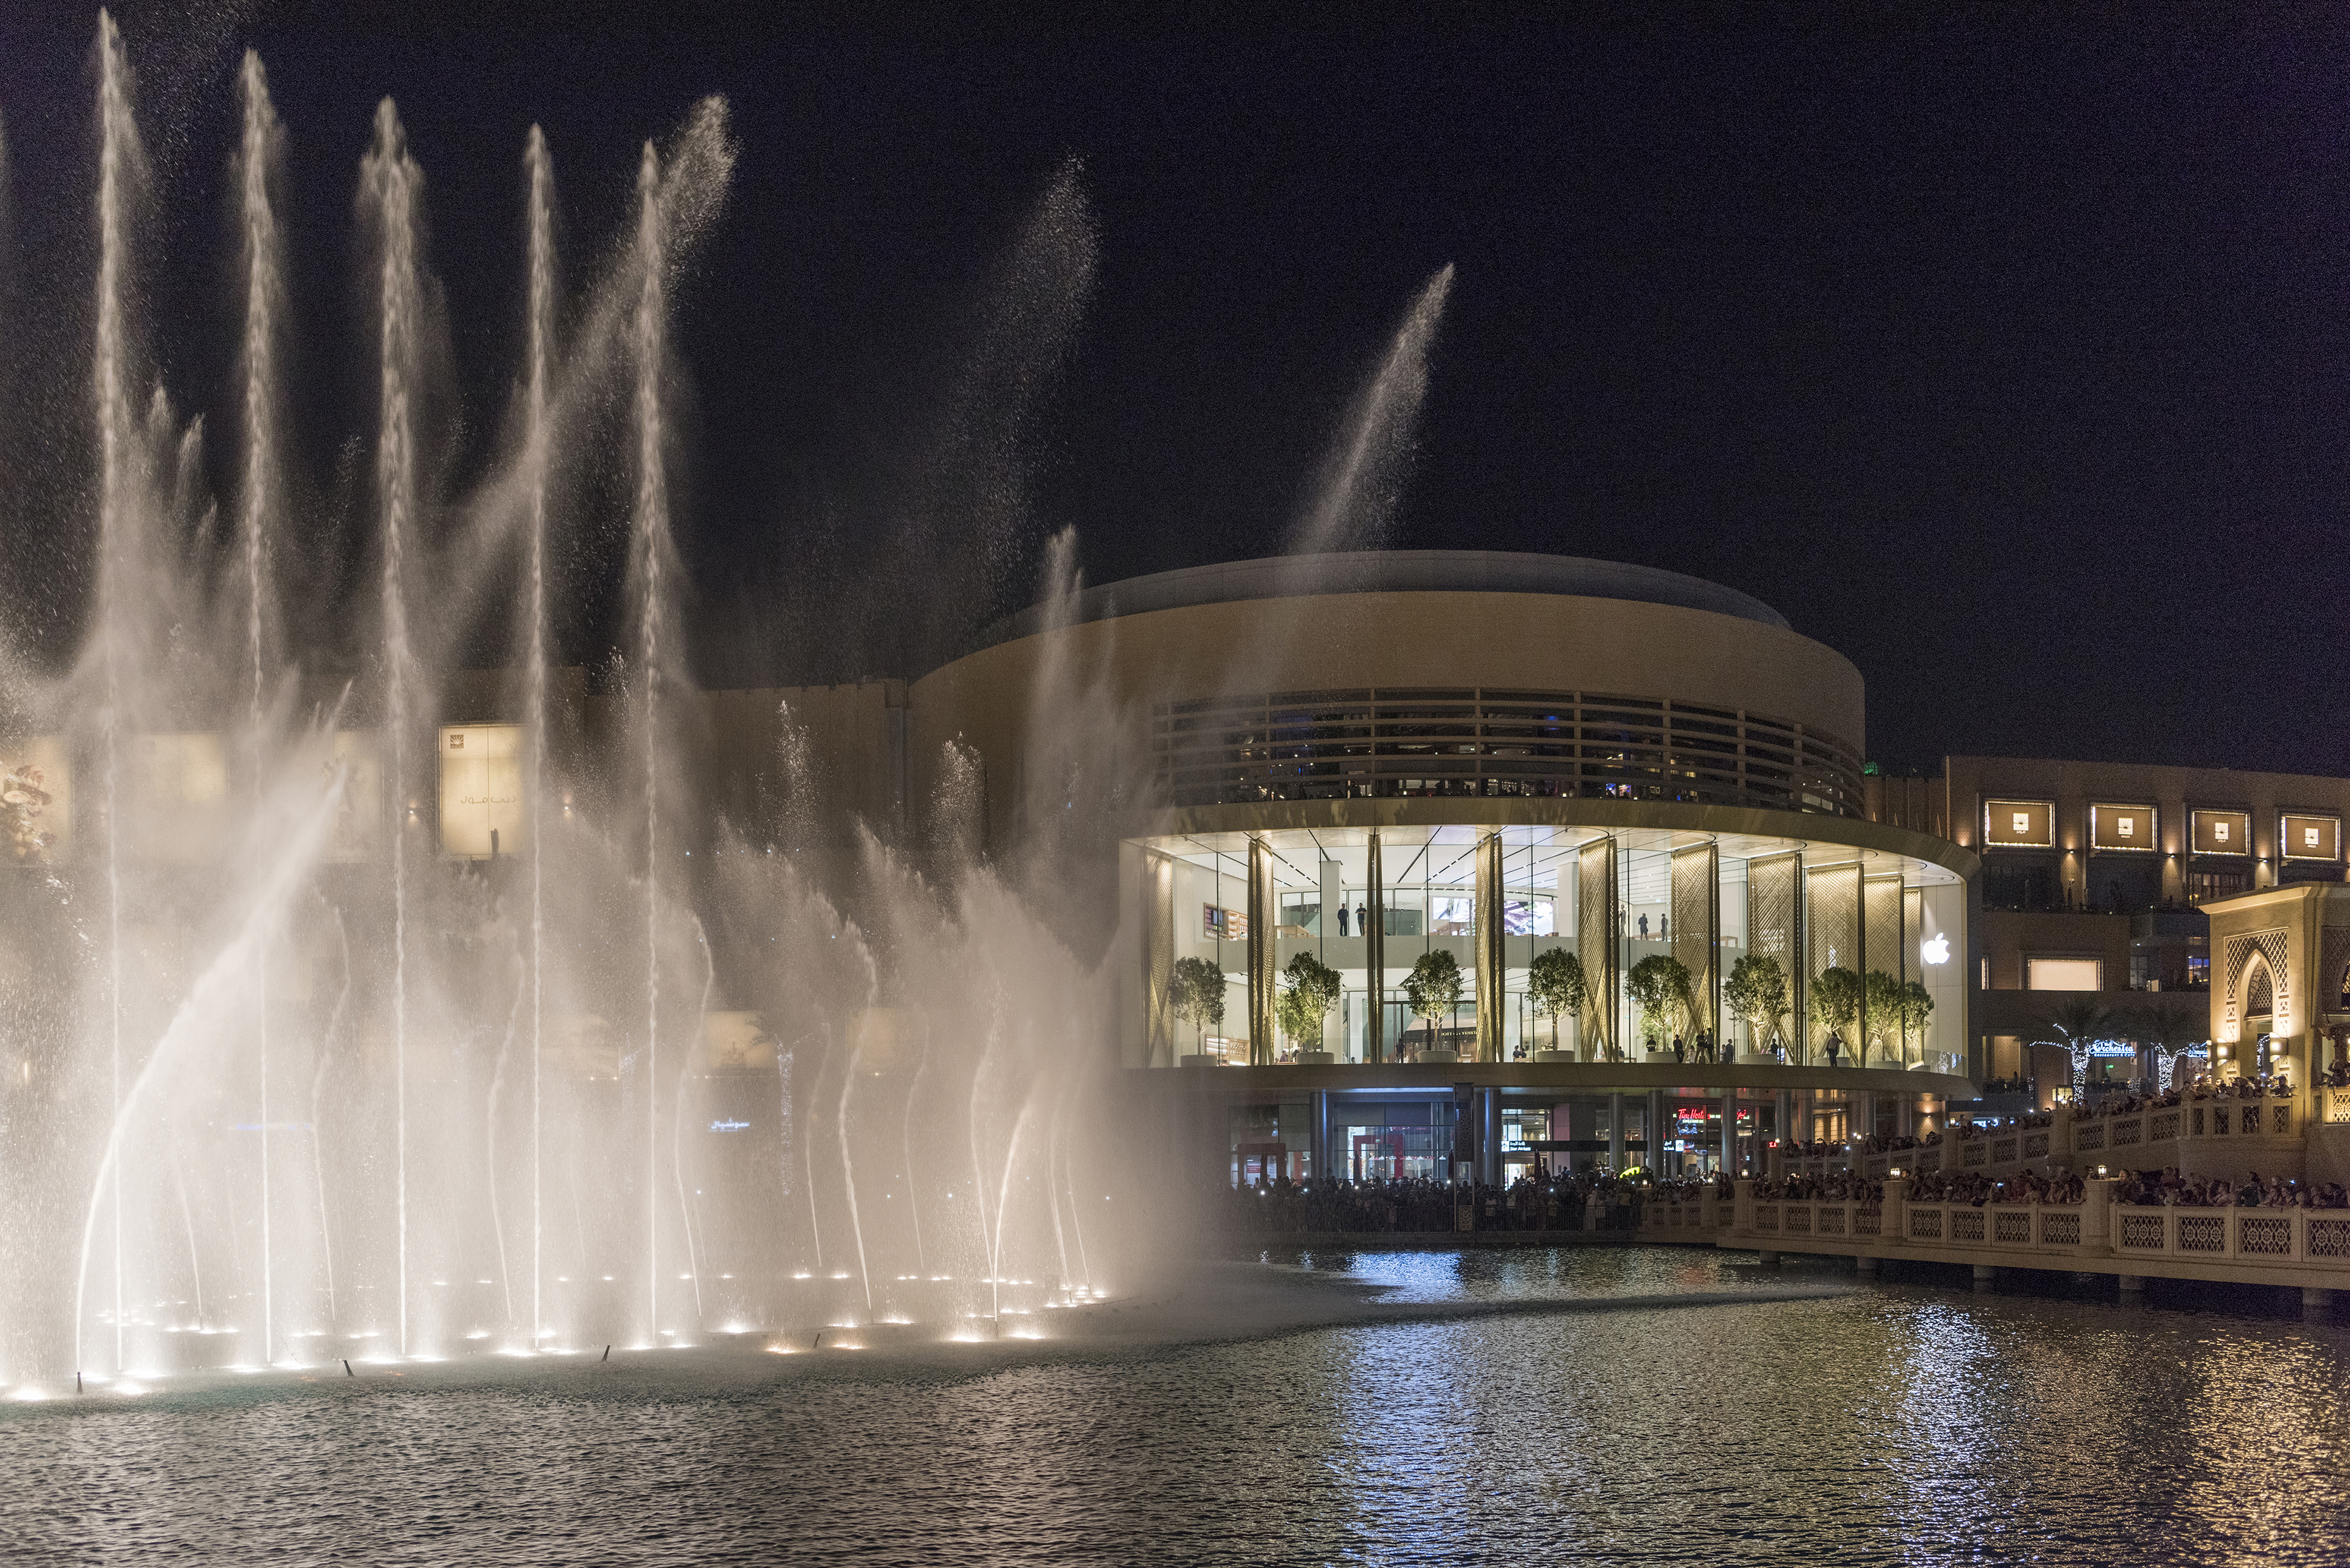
xmin=1862 ymin=968 xmax=1905 ymax=1067
xmin=1276 ymin=952 xmax=1342 ymax=1056
xmin=1812 ymin=966 xmax=1862 ymax=1063
xmin=1626 ymin=954 xmax=1693 ymax=1058
xmin=1899 ymin=978 xmax=1936 ymax=1065
xmin=1401 ymin=949 xmax=1464 ymax=1060
xmin=1725 ymin=954 xmax=1790 ymax=1062
xmin=1526 ymin=947 xmax=1588 ymax=1056
xmin=1169 ymin=955 xmax=1226 ymax=1059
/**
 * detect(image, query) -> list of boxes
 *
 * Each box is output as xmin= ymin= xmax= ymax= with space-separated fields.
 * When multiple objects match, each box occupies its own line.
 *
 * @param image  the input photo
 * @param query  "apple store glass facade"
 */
xmin=1139 ymin=823 xmax=1966 ymax=1072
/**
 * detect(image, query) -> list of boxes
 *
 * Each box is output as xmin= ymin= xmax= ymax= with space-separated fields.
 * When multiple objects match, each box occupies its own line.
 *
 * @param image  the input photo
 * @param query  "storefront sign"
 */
xmin=1982 ymin=798 xmax=2053 ymax=848
xmin=2191 ymin=808 xmax=2251 ymax=856
xmin=2282 ymin=813 xmax=2341 ymax=862
xmin=2090 ymin=803 xmax=2155 ymax=852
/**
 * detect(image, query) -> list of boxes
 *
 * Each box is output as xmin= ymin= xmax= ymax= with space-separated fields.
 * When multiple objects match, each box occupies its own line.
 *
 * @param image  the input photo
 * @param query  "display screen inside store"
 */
xmin=2090 ymin=804 xmax=2155 ymax=852
xmin=1255 ymin=893 xmax=1559 ymax=938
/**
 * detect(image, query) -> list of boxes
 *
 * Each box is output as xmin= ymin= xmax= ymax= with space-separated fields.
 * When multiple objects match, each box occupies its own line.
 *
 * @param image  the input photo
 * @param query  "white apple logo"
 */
xmin=1921 ymin=935 xmax=1950 ymax=966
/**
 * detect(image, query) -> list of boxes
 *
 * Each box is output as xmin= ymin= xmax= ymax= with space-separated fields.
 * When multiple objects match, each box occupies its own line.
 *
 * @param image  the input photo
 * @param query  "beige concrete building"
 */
xmin=1867 ymin=757 xmax=2350 ymax=1090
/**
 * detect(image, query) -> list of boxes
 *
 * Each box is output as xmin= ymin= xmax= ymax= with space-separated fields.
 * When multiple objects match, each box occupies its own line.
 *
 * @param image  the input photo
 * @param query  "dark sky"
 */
xmin=3 ymin=1 xmax=2348 ymax=774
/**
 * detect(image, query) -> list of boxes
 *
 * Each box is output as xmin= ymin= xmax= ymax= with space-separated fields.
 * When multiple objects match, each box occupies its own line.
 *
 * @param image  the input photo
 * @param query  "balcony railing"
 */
xmin=1766 ymin=1097 xmax=2302 ymax=1182
xmin=1722 ymin=1185 xmax=2350 ymax=1274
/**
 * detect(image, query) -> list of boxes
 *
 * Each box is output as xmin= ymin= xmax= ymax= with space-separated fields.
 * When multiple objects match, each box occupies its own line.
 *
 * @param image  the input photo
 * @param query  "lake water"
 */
xmin=6 ymin=1247 xmax=2348 ymax=1565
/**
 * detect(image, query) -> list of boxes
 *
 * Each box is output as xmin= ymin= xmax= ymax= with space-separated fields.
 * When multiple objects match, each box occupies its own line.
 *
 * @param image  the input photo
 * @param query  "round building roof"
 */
xmin=969 ymin=550 xmax=1790 ymax=660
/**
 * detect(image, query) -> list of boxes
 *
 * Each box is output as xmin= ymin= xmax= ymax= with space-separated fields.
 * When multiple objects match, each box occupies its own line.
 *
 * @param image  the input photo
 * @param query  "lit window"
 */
xmin=2025 ymin=957 xmax=2101 ymax=991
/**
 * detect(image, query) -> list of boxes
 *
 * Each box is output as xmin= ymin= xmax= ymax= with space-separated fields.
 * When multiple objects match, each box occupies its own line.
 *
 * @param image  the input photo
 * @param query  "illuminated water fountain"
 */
xmin=0 ymin=12 xmax=1132 ymax=1395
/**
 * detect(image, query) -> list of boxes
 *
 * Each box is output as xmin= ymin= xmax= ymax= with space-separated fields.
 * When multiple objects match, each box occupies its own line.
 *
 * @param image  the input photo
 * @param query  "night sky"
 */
xmin=3 ymin=2 xmax=2347 ymax=774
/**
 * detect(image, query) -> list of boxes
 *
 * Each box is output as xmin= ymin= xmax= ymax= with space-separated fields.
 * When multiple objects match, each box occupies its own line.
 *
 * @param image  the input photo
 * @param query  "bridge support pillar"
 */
xmin=1855 ymin=1255 xmax=1877 ymax=1276
xmin=1972 ymin=1264 xmax=1997 ymax=1288
xmin=2304 ymin=1287 xmax=2335 ymax=1311
xmin=2118 ymin=1274 xmax=2146 ymax=1296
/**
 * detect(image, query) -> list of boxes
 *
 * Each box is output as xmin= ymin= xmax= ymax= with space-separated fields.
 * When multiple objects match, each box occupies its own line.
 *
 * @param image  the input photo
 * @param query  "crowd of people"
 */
xmin=1850 ymin=1132 xmax=1926 ymax=1155
xmin=1902 ymin=1168 xmax=2091 ymax=1206
xmin=1223 ymin=1168 xmax=1664 ymax=1235
xmin=1750 ymin=1172 xmax=1880 ymax=1204
xmin=2111 ymin=1168 xmax=2350 ymax=1208
xmin=1648 ymin=1171 xmax=1737 ymax=1205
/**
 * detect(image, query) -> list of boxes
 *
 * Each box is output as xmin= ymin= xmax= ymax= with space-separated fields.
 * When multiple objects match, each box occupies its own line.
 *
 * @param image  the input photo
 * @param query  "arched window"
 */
xmin=2245 ymin=955 xmax=2275 ymax=1019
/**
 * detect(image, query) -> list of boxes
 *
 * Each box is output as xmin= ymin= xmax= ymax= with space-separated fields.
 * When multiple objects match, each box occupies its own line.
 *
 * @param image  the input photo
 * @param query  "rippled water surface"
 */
xmin=9 ymin=1248 xmax=2350 ymax=1565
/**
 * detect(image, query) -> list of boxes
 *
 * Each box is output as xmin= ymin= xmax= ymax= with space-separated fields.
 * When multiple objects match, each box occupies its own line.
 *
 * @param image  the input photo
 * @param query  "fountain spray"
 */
xmin=236 ymin=48 xmax=282 ymax=1370
xmin=363 ymin=99 xmax=422 ymax=1360
xmin=633 ymin=140 xmax=666 ymax=1347
xmin=524 ymin=123 xmax=555 ymax=1350
xmin=1288 ymin=263 xmax=1454 ymax=558
xmin=92 ymin=8 xmax=140 ymax=1379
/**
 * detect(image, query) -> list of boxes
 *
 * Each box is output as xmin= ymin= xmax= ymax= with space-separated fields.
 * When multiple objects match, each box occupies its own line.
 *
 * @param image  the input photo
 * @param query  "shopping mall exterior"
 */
xmin=902 ymin=551 xmax=1977 ymax=1184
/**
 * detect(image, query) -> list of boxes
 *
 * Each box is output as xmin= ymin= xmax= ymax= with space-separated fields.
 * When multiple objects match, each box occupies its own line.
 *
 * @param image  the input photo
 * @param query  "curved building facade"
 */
xmin=908 ymin=551 xmax=1975 ymax=1179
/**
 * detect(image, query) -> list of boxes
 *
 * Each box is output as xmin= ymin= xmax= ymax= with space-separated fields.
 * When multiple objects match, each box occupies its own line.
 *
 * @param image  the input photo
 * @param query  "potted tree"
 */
xmin=1402 ymin=949 xmax=1464 ymax=1062
xmin=1627 ymin=955 xmax=1693 ymax=1062
xmin=1170 ymin=955 xmax=1226 ymax=1065
xmin=1725 ymin=954 xmax=1790 ymax=1064
xmin=1277 ymin=952 xmax=1343 ymax=1063
xmin=1862 ymin=968 xmax=1904 ymax=1067
xmin=1811 ymin=966 xmax=1861 ymax=1067
xmin=1526 ymin=947 xmax=1588 ymax=1062
xmin=1898 ymin=979 xmax=1936 ymax=1069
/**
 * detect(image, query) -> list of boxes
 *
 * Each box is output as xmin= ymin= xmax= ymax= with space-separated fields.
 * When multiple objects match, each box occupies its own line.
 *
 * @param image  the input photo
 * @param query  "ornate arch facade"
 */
xmin=2222 ymin=929 xmax=2289 ymax=1041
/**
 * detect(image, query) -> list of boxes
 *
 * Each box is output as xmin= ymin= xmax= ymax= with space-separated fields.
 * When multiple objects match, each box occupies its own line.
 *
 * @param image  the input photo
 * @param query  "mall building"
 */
xmin=893 ymin=551 xmax=1975 ymax=1183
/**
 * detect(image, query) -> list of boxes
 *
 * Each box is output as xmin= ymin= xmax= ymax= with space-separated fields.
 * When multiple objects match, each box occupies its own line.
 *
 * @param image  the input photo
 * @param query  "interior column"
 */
xmin=1246 ymin=837 xmax=1276 ymax=1065
xmin=1475 ymin=831 xmax=1504 ymax=1063
xmin=1366 ymin=832 xmax=1386 ymax=1064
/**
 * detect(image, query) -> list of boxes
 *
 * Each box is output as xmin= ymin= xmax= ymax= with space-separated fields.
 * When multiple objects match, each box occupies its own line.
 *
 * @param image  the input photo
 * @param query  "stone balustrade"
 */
xmin=1715 ymin=1176 xmax=2350 ymax=1279
xmin=1765 ymin=1097 xmax=2302 ymax=1185
xmin=1639 ymin=1197 xmax=1735 ymax=1235
xmin=2109 ymin=1206 xmax=2350 ymax=1264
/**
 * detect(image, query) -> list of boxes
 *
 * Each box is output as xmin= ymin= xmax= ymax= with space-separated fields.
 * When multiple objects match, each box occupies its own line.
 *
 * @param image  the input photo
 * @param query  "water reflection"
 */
xmin=4 ymin=1250 xmax=2347 ymax=1564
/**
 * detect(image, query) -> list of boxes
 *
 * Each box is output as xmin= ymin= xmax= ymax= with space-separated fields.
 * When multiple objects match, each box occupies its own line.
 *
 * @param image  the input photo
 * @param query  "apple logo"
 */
xmin=1920 ymin=935 xmax=1950 ymax=966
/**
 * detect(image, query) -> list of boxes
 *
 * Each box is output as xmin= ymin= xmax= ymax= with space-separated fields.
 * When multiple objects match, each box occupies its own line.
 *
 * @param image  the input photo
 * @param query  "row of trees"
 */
xmin=1168 ymin=947 xmax=1938 ymax=1065
xmin=1169 ymin=952 xmax=1346 ymax=1059
xmin=1526 ymin=950 xmax=1933 ymax=1066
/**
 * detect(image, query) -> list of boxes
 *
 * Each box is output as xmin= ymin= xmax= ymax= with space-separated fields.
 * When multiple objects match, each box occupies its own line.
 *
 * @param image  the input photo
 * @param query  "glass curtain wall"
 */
xmin=1153 ymin=826 xmax=1965 ymax=1069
